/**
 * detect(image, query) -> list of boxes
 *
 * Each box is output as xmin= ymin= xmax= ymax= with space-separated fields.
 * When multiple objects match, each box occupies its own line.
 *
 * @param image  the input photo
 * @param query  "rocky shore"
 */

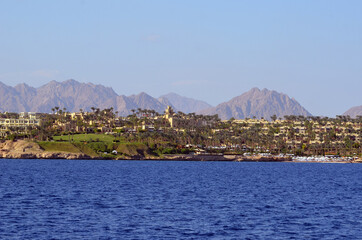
xmin=0 ymin=140 xmax=360 ymax=163
xmin=147 ymin=154 xmax=292 ymax=162
xmin=0 ymin=140 xmax=292 ymax=161
xmin=0 ymin=140 xmax=91 ymax=160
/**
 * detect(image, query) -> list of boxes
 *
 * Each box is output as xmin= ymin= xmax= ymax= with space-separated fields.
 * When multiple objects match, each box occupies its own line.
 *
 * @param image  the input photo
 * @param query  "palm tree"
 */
xmin=271 ymin=114 xmax=277 ymax=122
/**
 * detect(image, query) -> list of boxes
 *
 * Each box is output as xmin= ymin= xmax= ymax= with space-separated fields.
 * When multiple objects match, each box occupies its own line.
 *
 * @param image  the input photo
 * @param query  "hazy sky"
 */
xmin=0 ymin=0 xmax=361 ymax=116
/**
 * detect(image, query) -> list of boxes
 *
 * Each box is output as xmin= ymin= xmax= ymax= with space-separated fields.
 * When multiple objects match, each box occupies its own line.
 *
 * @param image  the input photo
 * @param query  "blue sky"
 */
xmin=0 ymin=0 xmax=361 ymax=116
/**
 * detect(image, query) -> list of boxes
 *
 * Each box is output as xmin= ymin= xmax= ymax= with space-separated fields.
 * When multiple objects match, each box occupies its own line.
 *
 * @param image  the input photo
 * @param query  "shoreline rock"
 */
xmin=0 ymin=140 xmax=360 ymax=163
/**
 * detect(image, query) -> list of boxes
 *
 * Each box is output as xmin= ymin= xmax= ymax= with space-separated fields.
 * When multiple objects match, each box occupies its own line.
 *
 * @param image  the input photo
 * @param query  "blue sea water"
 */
xmin=0 ymin=160 xmax=362 ymax=239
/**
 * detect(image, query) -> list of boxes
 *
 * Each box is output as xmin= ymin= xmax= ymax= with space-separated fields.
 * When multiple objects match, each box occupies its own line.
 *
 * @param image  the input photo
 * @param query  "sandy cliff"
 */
xmin=0 ymin=140 xmax=90 ymax=159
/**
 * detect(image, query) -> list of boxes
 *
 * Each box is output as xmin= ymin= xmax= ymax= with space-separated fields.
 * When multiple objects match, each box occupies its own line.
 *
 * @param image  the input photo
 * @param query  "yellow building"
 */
xmin=164 ymin=106 xmax=174 ymax=127
xmin=0 ymin=116 xmax=41 ymax=137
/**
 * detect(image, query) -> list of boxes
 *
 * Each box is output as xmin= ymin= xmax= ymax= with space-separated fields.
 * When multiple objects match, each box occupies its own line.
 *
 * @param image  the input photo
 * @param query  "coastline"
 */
xmin=1 ymin=153 xmax=359 ymax=163
xmin=0 ymin=140 xmax=360 ymax=163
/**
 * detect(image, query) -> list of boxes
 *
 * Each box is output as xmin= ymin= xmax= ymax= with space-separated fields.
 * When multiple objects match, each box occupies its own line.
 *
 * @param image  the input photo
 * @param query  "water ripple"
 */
xmin=0 ymin=159 xmax=362 ymax=239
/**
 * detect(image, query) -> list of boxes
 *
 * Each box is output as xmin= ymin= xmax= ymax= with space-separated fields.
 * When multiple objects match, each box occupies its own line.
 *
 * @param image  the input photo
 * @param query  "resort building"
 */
xmin=0 ymin=112 xmax=41 ymax=137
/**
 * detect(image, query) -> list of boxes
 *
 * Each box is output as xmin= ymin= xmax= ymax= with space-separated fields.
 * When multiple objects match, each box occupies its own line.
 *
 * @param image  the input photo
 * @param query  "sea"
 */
xmin=1 ymin=159 xmax=362 ymax=239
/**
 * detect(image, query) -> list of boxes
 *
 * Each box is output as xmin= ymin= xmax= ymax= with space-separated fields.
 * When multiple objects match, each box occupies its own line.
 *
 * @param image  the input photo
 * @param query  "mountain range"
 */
xmin=198 ymin=88 xmax=312 ymax=120
xmin=0 ymin=79 xmax=358 ymax=119
xmin=0 ymin=80 xmax=211 ymax=116
xmin=159 ymin=93 xmax=212 ymax=113
xmin=343 ymin=106 xmax=362 ymax=118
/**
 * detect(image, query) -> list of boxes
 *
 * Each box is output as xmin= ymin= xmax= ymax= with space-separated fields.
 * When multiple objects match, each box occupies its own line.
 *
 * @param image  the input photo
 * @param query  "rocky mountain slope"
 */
xmin=0 ymin=81 xmax=314 ymax=119
xmin=103 ymin=92 xmax=172 ymax=116
xmin=0 ymin=80 xmax=119 ymax=113
xmin=31 ymin=80 xmax=119 ymax=112
xmin=0 ymin=80 xmax=177 ymax=115
xmin=198 ymin=88 xmax=312 ymax=120
xmin=343 ymin=105 xmax=362 ymax=118
xmin=159 ymin=92 xmax=212 ymax=113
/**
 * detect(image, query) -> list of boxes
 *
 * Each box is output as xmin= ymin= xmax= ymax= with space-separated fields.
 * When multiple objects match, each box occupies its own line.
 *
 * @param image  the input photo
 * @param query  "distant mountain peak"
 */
xmin=63 ymin=79 xmax=78 ymax=84
xmin=0 ymin=80 xmax=313 ymax=118
xmin=163 ymin=92 xmax=182 ymax=97
xmin=44 ymin=80 xmax=59 ymax=86
xmin=15 ymin=82 xmax=30 ymax=87
xmin=343 ymin=105 xmax=362 ymax=118
xmin=130 ymin=92 xmax=155 ymax=100
xmin=159 ymin=92 xmax=212 ymax=113
xmin=136 ymin=91 xmax=149 ymax=96
xmin=199 ymin=88 xmax=312 ymax=120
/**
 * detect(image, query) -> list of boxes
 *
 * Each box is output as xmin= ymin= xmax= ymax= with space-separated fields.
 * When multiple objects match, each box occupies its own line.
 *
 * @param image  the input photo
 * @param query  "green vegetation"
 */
xmin=39 ymin=141 xmax=117 ymax=158
xmin=86 ymin=142 xmax=118 ymax=153
xmin=116 ymin=143 xmax=150 ymax=157
xmin=53 ymin=133 xmax=116 ymax=143
xmin=38 ymin=142 xmax=82 ymax=153
xmin=1 ymin=106 xmax=361 ymax=158
xmin=72 ymin=143 xmax=99 ymax=157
